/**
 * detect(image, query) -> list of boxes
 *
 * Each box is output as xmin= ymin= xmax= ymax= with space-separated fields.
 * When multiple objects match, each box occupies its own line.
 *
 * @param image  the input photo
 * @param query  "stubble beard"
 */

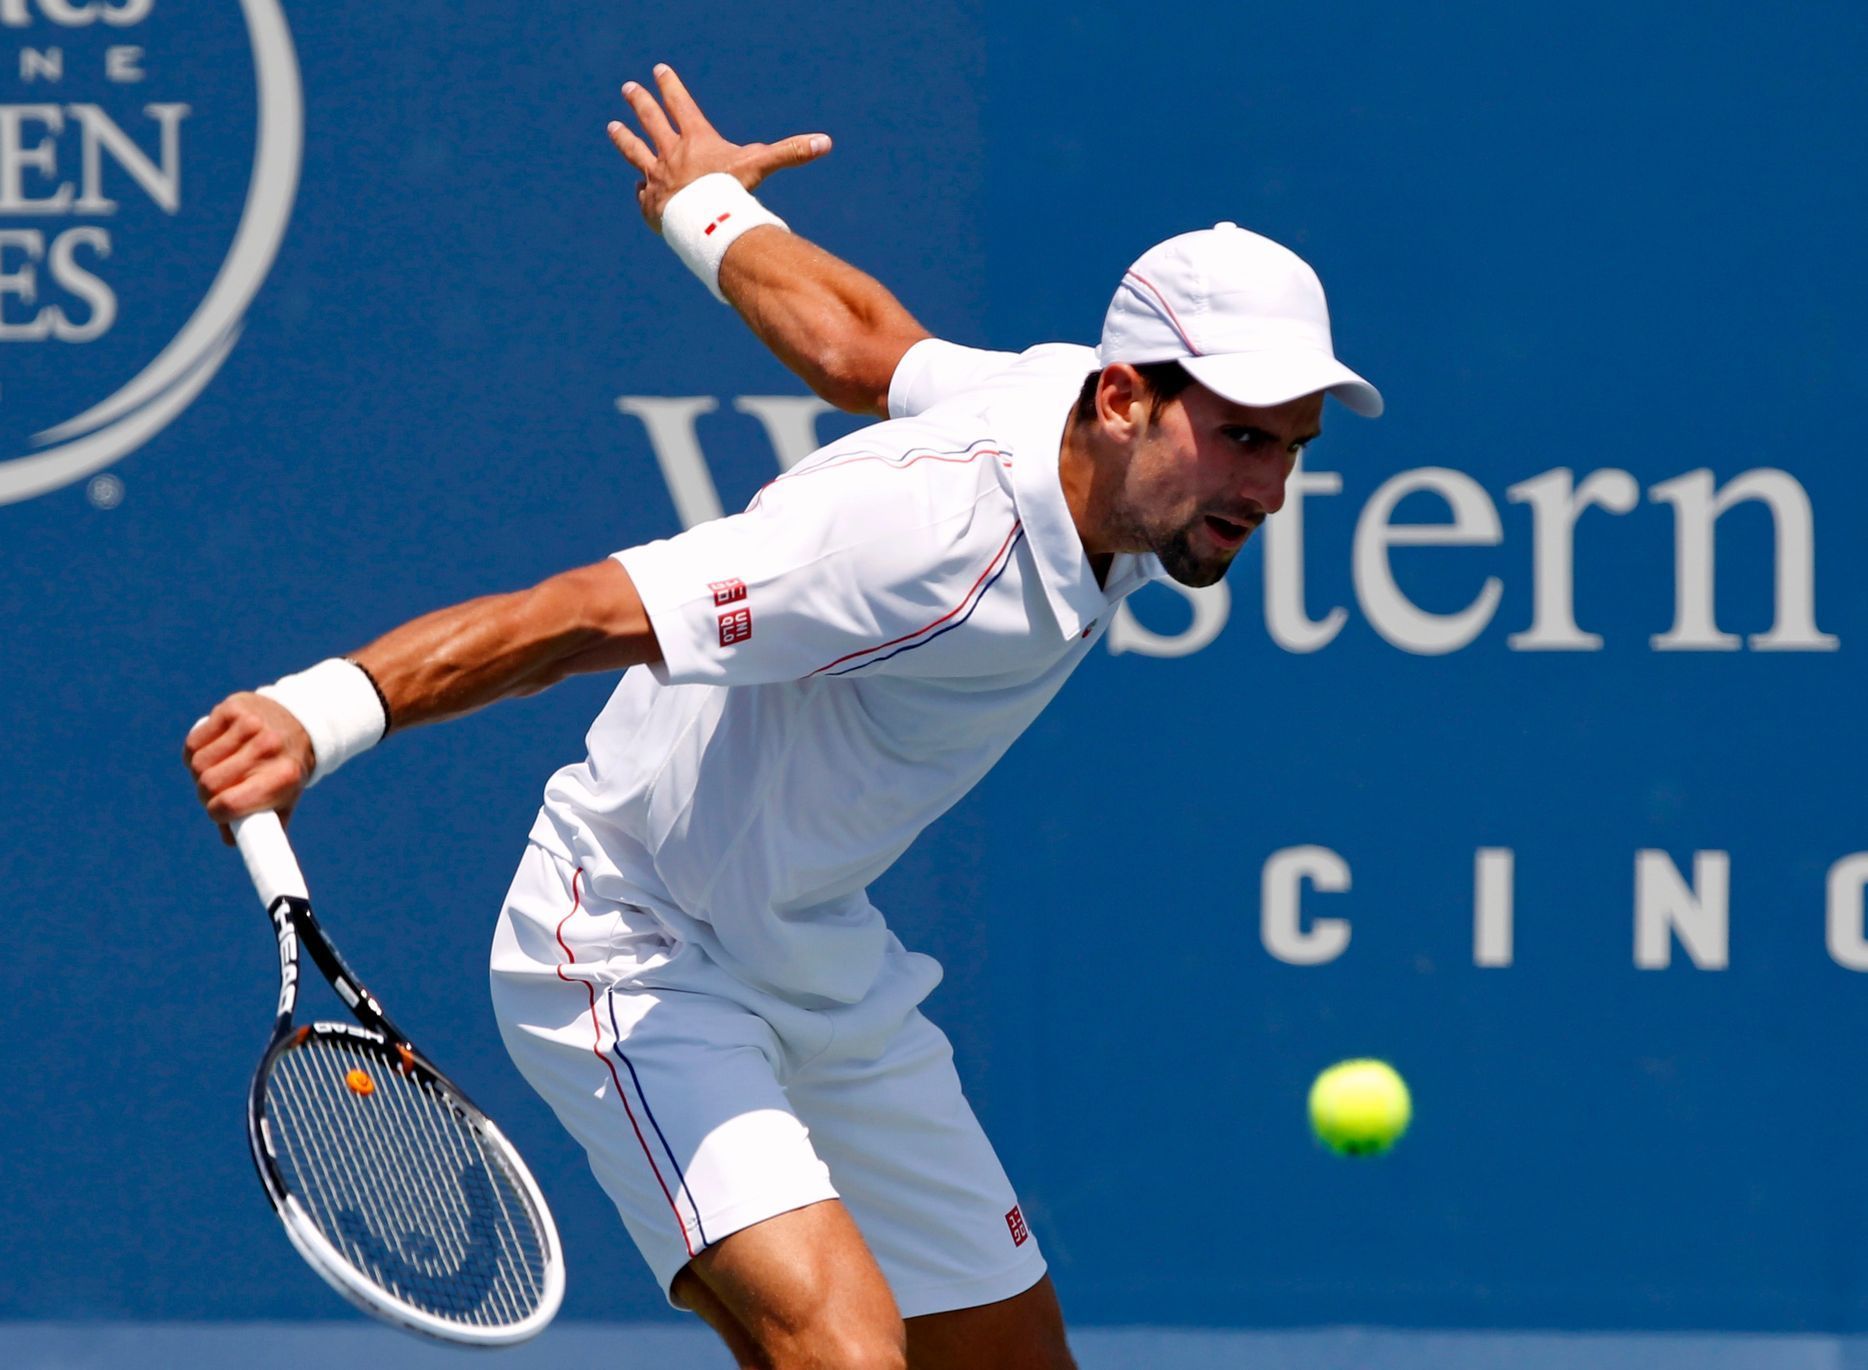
xmin=1102 ymin=443 xmax=1243 ymax=588
xmin=1103 ymin=497 xmax=1240 ymax=588
xmin=1151 ymin=519 xmax=1240 ymax=588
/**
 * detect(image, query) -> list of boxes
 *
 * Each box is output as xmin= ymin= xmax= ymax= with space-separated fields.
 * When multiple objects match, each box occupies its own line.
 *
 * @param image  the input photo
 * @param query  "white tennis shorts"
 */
xmin=488 ymin=841 xmax=1047 ymax=1317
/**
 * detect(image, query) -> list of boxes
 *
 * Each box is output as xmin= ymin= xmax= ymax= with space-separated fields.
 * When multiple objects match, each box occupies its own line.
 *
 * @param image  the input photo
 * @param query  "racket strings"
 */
xmin=270 ymin=1037 xmax=544 ymax=1327
xmin=281 ymin=1040 xmax=541 ymax=1328
xmin=265 ymin=1035 xmax=551 ymax=1328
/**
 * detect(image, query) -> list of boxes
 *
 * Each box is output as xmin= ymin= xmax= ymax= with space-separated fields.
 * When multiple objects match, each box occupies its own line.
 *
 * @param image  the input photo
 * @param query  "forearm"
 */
xmin=185 ymin=560 xmax=660 ymax=829
xmin=604 ymin=69 xmax=929 ymax=417
xmin=356 ymin=561 xmax=660 ymax=732
xmin=717 ymin=227 xmax=929 ymax=417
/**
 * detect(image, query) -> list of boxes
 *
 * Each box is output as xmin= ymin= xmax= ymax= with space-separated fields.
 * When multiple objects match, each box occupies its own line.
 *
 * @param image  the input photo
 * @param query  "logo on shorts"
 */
xmin=1005 ymin=1204 xmax=1029 ymax=1247
xmin=0 ymin=0 xmax=304 ymax=508
xmin=717 ymin=606 xmax=752 ymax=647
xmin=709 ymin=577 xmax=747 ymax=606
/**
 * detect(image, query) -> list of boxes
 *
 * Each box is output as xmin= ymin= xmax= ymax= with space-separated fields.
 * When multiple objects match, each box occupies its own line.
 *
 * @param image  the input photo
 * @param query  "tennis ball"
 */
xmin=1308 ymin=1058 xmax=1410 ymax=1156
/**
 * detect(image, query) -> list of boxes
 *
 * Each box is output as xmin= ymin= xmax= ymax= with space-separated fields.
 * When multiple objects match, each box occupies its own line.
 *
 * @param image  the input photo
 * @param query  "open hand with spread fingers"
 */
xmin=607 ymin=63 xmax=832 ymax=231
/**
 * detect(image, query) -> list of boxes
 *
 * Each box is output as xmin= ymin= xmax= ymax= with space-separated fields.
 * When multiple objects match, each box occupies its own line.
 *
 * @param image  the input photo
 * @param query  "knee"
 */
xmin=823 ymin=1333 xmax=906 ymax=1370
xmin=769 ymin=1320 xmax=905 ymax=1370
xmin=714 ymin=1275 xmax=904 ymax=1370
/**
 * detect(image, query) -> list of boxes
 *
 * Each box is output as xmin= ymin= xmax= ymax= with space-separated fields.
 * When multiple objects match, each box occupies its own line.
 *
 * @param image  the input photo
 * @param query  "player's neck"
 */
xmin=1058 ymin=413 xmax=1122 ymax=588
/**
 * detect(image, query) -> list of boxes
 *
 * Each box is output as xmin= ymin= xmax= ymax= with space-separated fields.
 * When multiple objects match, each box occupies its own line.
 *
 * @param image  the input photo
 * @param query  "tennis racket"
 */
xmin=231 ymin=811 xmax=565 ymax=1344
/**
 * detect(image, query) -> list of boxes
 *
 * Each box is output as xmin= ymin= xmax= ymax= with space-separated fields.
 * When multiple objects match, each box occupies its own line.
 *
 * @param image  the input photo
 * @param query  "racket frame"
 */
xmin=235 ymin=815 xmax=565 ymax=1345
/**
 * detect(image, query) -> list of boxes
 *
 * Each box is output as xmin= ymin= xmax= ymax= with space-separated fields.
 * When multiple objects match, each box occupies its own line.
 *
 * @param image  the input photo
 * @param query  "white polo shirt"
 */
xmin=528 ymin=340 xmax=1165 ymax=1005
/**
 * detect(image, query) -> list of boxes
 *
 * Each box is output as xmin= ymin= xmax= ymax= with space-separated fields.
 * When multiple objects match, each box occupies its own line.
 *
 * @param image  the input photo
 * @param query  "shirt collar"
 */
xmin=991 ymin=375 xmax=1116 ymax=640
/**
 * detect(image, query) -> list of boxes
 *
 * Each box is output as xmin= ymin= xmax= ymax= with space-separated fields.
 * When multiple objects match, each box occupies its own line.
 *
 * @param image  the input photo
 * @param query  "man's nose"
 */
xmin=1246 ymin=463 xmax=1290 ymax=516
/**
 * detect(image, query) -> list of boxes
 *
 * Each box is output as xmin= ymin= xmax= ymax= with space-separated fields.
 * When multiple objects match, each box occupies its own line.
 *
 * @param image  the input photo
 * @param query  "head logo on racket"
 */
xmin=231 ymin=812 xmax=565 ymax=1344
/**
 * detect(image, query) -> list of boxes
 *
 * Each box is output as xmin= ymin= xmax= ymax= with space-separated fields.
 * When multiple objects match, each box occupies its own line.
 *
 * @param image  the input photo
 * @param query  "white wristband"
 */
xmin=660 ymin=172 xmax=788 ymax=303
xmin=257 ymin=657 xmax=388 ymax=787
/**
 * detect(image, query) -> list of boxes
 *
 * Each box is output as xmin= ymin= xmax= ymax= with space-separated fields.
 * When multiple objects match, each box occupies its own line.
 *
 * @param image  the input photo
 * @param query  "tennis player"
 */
xmin=187 ymin=66 xmax=1380 ymax=1369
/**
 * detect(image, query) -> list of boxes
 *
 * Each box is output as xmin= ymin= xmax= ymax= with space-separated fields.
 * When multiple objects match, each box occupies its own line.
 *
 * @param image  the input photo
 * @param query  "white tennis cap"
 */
xmin=1097 ymin=222 xmax=1383 ymax=418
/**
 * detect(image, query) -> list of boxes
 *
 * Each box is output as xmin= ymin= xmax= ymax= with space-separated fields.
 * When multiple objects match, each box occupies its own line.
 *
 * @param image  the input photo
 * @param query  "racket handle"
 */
xmin=233 ymin=811 xmax=310 ymax=907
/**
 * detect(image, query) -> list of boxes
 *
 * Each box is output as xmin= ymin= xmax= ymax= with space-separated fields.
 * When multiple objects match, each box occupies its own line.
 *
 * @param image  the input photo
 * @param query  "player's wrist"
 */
xmin=660 ymin=172 xmax=788 ymax=303
xmin=256 ymin=658 xmax=388 ymax=787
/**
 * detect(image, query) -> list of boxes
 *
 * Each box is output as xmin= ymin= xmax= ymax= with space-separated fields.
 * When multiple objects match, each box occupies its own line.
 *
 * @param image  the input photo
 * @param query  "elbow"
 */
xmin=811 ymin=343 xmax=891 ymax=416
xmin=528 ymin=559 xmax=661 ymax=678
xmin=815 ymin=325 xmax=931 ymax=417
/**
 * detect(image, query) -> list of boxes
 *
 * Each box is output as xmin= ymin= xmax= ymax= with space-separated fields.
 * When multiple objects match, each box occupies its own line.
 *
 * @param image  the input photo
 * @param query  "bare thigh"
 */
xmin=671 ymin=1198 xmax=907 ymax=1370
xmin=905 ymin=1274 xmax=1075 ymax=1370
xmin=670 ymin=1203 xmax=1074 ymax=1370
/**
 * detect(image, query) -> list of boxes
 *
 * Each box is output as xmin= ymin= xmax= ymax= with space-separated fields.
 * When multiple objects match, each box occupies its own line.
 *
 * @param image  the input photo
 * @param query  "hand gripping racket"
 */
xmin=232 ymin=811 xmax=565 ymax=1344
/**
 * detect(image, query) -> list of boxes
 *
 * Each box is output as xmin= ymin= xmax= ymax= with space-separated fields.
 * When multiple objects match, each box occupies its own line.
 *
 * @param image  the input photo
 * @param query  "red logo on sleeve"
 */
xmin=718 ymin=607 xmax=753 ymax=647
xmin=1005 ymin=1205 xmax=1029 ymax=1247
xmin=710 ymin=578 xmax=747 ymax=606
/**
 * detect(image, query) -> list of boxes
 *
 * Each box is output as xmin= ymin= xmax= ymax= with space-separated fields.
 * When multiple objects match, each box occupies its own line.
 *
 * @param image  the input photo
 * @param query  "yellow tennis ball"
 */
xmin=1309 ymin=1058 xmax=1410 ymax=1156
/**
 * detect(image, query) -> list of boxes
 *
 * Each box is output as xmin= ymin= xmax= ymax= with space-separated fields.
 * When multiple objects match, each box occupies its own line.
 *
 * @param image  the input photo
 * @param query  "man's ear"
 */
xmin=1095 ymin=363 xmax=1146 ymax=442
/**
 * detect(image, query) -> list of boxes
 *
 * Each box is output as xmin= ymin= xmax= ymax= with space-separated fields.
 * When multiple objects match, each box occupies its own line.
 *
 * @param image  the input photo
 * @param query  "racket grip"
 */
xmin=232 ymin=811 xmax=310 ymax=906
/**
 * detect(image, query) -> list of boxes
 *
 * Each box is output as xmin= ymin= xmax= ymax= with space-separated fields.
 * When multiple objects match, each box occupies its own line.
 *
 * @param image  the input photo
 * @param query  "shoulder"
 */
xmin=1001 ymin=342 xmax=1102 ymax=378
xmin=749 ymin=417 xmax=1016 ymax=536
xmin=888 ymin=339 xmax=1098 ymax=419
xmin=618 ymin=421 xmax=1022 ymax=644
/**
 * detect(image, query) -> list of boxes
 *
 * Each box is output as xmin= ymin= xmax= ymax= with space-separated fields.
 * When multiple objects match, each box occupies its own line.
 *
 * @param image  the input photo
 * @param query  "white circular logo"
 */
xmin=0 ymin=0 xmax=301 ymax=506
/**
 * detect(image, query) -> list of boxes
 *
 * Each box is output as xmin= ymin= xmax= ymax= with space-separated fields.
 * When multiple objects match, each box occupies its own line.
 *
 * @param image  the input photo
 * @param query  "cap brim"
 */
xmin=1181 ymin=350 xmax=1384 ymax=418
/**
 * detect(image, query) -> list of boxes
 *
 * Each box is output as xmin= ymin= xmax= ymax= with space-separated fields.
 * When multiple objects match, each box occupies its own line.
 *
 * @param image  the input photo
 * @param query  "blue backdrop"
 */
xmin=4 ymin=0 xmax=1865 ymax=1335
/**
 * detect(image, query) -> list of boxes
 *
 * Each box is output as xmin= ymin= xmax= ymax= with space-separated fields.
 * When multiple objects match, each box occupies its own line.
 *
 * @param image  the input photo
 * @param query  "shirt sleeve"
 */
xmin=886 ymin=338 xmax=1022 ymax=419
xmin=616 ymin=438 xmax=1021 ymax=686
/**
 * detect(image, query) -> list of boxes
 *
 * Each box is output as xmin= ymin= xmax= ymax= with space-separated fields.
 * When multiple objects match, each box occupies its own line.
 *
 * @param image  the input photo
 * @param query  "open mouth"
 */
xmin=1204 ymin=514 xmax=1251 ymax=548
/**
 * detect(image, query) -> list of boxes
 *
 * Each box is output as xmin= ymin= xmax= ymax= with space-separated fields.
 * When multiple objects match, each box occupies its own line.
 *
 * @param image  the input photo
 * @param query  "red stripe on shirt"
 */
xmin=749 ymin=440 xmax=1011 ymax=511
xmin=808 ymin=517 xmax=1023 ymax=676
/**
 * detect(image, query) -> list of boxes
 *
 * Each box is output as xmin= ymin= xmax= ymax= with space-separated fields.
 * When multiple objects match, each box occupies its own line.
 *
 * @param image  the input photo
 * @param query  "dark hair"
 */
xmin=1072 ymin=360 xmax=1196 ymax=425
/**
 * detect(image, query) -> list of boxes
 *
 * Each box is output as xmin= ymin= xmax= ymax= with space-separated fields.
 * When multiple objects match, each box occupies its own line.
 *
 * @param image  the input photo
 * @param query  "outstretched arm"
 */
xmin=608 ymin=65 xmax=929 ymax=417
xmin=185 ymin=559 xmax=660 ymax=837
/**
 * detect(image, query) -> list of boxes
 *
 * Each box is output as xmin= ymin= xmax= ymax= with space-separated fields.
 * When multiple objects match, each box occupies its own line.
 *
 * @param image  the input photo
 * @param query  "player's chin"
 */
xmin=1154 ymin=530 xmax=1237 ymax=588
